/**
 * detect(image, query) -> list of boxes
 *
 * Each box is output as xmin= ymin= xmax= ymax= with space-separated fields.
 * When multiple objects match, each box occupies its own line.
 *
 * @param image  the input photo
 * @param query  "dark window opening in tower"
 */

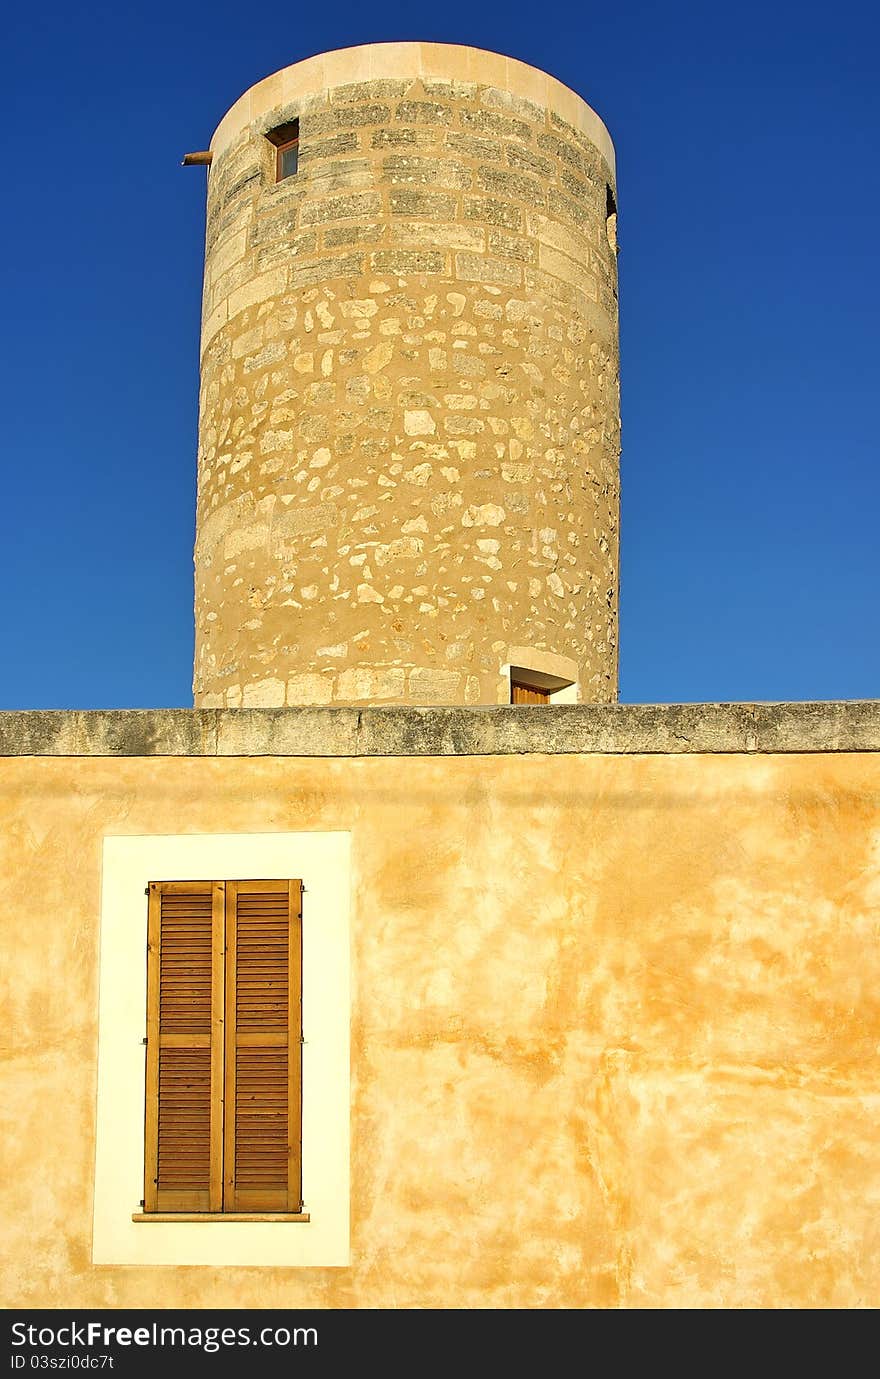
xmin=266 ymin=120 xmax=299 ymax=181
xmin=605 ymin=183 xmax=618 ymax=253
xmin=508 ymin=667 xmax=575 ymax=704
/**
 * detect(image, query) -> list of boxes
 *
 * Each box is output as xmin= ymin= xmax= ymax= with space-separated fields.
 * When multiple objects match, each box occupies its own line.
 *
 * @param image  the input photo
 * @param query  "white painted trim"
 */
xmin=549 ymin=682 xmax=578 ymax=705
xmin=92 ymin=832 xmax=351 ymax=1266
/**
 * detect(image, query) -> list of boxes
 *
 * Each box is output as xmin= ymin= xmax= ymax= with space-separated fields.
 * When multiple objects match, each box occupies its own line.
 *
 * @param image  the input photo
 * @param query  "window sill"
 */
xmin=132 ymin=1212 xmax=310 ymax=1223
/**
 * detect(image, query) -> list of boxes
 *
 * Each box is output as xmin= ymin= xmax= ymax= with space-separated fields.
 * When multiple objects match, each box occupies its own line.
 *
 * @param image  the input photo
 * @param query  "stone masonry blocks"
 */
xmin=194 ymin=48 xmax=620 ymax=709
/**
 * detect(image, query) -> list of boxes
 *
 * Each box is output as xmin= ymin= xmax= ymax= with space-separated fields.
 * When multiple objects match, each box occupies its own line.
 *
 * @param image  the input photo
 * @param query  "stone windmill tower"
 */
xmin=190 ymin=42 xmax=620 ymax=709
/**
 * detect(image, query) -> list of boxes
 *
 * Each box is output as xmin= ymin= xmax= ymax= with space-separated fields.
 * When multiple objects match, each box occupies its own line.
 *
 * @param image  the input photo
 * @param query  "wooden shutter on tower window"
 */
xmin=144 ymin=882 xmax=224 ymax=1212
xmin=224 ymin=880 xmax=303 ymax=1213
xmin=511 ymin=679 xmax=551 ymax=704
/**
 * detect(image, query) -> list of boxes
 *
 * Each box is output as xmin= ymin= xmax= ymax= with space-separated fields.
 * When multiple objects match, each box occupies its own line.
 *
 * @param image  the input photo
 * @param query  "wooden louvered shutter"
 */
xmin=224 ymin=880 xmax=303 ymax=1213
xmin=511 ymin=680 xmax=551 ymax=704
xmin=144 ymin=882 xmax=224 ymax=1212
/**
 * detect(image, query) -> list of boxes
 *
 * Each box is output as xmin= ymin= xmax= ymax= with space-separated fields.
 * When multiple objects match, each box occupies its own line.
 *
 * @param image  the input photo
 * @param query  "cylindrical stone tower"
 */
xmin=193 ymin=42 xmax=619 ymax=708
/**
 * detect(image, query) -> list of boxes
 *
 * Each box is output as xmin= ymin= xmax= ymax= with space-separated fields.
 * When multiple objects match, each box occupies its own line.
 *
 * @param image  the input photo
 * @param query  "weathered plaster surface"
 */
xmin=193 ymin=45 xmax=620 ymax=708
xmin=2 ymin=747 xmax=879 ymax=1307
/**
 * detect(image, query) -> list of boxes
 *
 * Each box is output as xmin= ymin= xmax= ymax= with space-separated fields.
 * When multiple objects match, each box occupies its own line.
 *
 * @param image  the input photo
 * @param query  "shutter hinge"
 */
xmin=139 ymin=1200 xmax=145 ymax=1208
xmin=142 ymin=1037 xmax=148 ymax=1045
xmin=144 ymin=886 xmax=149 ymax=895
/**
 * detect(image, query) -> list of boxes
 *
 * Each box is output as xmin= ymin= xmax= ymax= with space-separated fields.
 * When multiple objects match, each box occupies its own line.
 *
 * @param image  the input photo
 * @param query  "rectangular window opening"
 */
xmin=606 ymin=183 xmax=618 ymax=253
xmin=142 ymin=879 xmax=303 ymax=1218
xmin=266 ymin=120 xmax=299 ymax=182
xmin=508 ymin=665 xmax=576 ymax=705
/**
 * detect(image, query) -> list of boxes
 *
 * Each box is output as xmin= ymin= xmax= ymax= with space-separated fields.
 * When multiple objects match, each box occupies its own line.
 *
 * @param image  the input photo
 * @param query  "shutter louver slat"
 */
xmin=157 ymin=1046 xmax=211 ymax=1187
xmin=224 ymin=881 xmax=302 ymax=1212
xmin=143 ymin=882 xmax=224 ymax=1213
xmin=235 ymin=1046 xmax=288 ymax=1187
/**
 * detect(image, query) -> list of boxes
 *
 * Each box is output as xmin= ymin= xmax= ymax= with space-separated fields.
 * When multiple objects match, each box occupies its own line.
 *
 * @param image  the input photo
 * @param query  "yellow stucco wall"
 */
xmin=2 ymin=748 xmax=879 ymax=1308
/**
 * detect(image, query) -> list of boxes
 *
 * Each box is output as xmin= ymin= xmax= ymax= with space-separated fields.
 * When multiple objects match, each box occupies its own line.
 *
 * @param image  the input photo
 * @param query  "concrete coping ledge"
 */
xmin=0 ymin=701 xmax=878 ymax=759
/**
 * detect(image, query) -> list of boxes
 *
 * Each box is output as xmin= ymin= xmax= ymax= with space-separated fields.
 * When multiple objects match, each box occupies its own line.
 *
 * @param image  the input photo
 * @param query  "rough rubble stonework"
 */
xmin=193 ymin=49 xmax=620 ymax=708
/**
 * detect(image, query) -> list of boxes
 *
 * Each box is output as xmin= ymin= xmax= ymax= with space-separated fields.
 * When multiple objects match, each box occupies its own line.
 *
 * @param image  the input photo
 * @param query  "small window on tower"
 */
xmin=266 ymin=120 xmax=299 ymax=182
xmin=605 ymin=184 xmax=618 ymax=253
xmin=508 ymin=665 xmax=576 ymax=705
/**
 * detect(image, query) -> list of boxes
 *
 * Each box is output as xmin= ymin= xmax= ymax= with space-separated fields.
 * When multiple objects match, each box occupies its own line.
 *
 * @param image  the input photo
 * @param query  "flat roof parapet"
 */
xmin=0 ymin=702 xmax=878 ymax=758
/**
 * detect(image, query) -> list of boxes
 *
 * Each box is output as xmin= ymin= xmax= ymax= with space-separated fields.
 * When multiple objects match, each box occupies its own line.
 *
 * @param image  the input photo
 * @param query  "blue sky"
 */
xmin=1 ymin=0 xmax=877 ymax=708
